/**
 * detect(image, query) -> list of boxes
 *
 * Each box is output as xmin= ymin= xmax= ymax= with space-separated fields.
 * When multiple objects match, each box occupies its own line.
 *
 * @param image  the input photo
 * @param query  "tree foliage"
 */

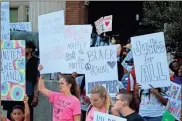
xmin=142 ymin=2 xmax=182 ymax=55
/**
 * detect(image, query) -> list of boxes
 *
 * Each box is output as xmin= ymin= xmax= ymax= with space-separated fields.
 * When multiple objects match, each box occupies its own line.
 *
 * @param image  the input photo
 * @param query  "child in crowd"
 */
xmin=0 ymin=95 xmax=30 ymax=121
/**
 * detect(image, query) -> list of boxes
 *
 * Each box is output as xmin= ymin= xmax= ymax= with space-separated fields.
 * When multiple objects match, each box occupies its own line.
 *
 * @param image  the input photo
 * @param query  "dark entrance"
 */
xmin=88 ymin=1 xmax=143 ymax=45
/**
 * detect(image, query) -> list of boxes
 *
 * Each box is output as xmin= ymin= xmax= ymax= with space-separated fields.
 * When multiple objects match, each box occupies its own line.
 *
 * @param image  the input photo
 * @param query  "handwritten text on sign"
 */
xmin=65 ymin=25 xmax=92 ymax=50
xmin=1 ymin=2 xmax=10 ymax=40
xmin=131 ymin=32 xmax=170 ymax=89
xmin=94 ymin=111 xmax=127 ymax=121
xmin=38 ymin=10 xmax=65 ymax=74
xmin=1 ymin=40 xmax=25 ymax=101
xmin=1 ymin=49 xmax=22 ymax=84
xmin=10 ymin=22 xmax=32 ymax=32
xmin=66 ymin=46 xmax=118 ymax=80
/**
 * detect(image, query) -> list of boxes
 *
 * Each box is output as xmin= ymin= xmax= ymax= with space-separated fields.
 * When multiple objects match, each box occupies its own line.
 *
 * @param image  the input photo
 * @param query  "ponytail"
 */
xmin=90 ymin=86 xmax=112 ymax=113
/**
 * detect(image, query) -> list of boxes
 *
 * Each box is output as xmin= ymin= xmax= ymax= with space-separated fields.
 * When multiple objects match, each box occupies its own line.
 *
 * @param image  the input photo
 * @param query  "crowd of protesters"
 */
xmin=1 ymin=37 xmax=182 ymax=121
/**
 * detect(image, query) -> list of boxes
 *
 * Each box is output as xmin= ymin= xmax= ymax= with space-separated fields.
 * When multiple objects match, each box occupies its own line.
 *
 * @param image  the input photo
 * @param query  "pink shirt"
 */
xmin=49 ymin=91 xmax=81 ymax=121
xmin=86 ymin=107 xmax=106 ymax=121
xmin=7 ymin=119 xmax=10 ymax=121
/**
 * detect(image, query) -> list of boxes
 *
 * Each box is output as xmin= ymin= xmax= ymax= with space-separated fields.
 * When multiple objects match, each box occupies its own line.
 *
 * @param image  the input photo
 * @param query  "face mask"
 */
xmin=111 ymin=39 xmax=115 ymax=44
xmin=127 ymin=66 xmax=133 ymax=72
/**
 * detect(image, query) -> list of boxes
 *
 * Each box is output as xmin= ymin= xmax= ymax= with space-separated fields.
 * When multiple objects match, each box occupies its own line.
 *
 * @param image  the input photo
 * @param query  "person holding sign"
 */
xmin=135 ymin=83 xmax=168 ymax=121
xmin=0 ymin=95 xmax=30 ymax=121
xmin=86 ymin=86 xmax=119 ymax=121
xmin=110 ymin=36 xmax=123 ymax=81
xmin=10 ymin=95 xmax=30 ymax=121
xmin=38 ymin=65 xmax=81 ymax=121
xmin=114 ymin=90 xmax=144 ymax=121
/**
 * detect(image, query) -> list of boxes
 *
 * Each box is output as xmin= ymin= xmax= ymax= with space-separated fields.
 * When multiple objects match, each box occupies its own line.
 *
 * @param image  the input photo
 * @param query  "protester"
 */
xmin=26 ymin=41 xmax=40 ymax=121
xmin=0 ymin=95 xmax=30 ymax=121
xmin=10 ymin=95 xmax=30 ymax=121
xmin=169 ymin=61 xmax=179 ymax=81
xmin=38 ymin=65 xmax=81 ymax=121
xmin=114 ymin=90 xmax=144 ymax=121
xmin=86 ymin=86 xmax=119 ymax=121
xmin=111 ymin=36 xmax=123 ymax=80
xmin=135 ymin=83 xmax=168 ymax=121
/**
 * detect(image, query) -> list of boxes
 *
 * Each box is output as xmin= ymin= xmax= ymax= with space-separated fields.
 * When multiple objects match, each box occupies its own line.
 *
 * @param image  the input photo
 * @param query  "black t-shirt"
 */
xmin=121 ymin=112 xmax=144 ymax=121
xmin=26 ymin=56 xmax=39 ymax=95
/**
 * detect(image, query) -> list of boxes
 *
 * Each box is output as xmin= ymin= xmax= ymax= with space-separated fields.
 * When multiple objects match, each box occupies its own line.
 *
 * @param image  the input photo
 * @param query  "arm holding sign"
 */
xmin=38 ymin=64 xmax=51 ymax=97
xmin=0 ymin=112 xmax=8 ymax=121
xmin=149 ymin=87 xmax=168 ymax=106
xmin=24 ymin=95 xmax=30 ymax=121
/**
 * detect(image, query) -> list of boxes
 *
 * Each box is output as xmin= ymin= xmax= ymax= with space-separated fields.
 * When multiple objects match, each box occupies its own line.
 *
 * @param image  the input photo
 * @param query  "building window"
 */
xmin=26 ymin=7 xmax=29 ymax=22
xmin=10 ymin=8 xmax=18 ymax=22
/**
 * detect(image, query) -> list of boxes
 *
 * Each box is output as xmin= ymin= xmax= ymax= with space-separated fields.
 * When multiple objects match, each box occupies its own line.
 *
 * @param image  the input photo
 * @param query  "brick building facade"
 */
xmin=9 ymin=1 xmax=88 ymax=31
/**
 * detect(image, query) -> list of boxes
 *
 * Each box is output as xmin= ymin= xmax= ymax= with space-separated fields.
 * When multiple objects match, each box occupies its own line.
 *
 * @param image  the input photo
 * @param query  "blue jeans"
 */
xmin=143 ymin=116 xmax=163 ymax=121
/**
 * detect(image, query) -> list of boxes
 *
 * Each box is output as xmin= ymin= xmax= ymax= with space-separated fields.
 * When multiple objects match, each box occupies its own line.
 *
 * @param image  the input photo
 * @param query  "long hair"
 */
xmin=61 ymin=75 xmax=80 ymax=99
xmin=90 ymin=86 xmax=112 ymax=113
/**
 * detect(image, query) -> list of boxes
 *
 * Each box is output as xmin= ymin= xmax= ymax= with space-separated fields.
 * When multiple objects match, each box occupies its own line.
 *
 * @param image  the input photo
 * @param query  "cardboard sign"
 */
xmin=1 ymin=2 xmax=10 ymax=40
xmin=1 ymin=40 xmax=25 ymax=101
xmin=103 ymin=15 xmax=112 ymax=32
xmin=131 ymin=32 xmax=170 ymax=89
xmin=94 ymin=111 xmax=127 ymax=121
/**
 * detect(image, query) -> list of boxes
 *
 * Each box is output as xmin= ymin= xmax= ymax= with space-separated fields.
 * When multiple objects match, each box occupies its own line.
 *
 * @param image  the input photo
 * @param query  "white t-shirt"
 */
xmin=139 ymin=89 xmax=165 ymax=117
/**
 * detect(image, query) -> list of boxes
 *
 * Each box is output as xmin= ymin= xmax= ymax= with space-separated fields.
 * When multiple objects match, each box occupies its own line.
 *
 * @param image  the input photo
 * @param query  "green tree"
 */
xmin=142 ymin=1 xmax=182 ymax=55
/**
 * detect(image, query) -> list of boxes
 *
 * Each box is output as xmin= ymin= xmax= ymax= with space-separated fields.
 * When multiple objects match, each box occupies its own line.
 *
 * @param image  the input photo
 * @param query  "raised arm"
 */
xmin=38 ymin=65 xmax=51 ymax=97
xmin=150 ymin=88 xmax=168 ymax=106
xmin=0 ymin=112 xmax=8 ymax=121
xmin=24 ymin=95 xmax=30 ymax=121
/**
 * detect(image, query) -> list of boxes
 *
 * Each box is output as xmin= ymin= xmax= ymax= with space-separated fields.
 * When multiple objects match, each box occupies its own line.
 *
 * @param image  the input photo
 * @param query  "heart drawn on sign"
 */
xmin=105 ymin=21 xmax=110 ymax=27
xmin=107 ymin=61 xmax=116 ymax=69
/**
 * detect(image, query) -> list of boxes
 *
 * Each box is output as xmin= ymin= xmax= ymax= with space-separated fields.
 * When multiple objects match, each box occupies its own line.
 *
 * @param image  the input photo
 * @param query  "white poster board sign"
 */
xmin=1 ymin=2 xmax=10 ymax=40
xmin=38 ymin=10 xmax=65 ymax=74
xmin=65 ymin=25 xmax=92 ymax=50
xmin=103 ymin=15 xmax=112 ymax=32
xmin=121 ymin=51 xmax=133 ymax=71
xmin=131 ymin=32 xmax=170 ymax=89
xmin=94 ymin=111 xmax=127 ymax=121
xmin=94 ymin=17 xmax=104 ymax=35
xmin=10 ymin=22 xmax=32 ymax=32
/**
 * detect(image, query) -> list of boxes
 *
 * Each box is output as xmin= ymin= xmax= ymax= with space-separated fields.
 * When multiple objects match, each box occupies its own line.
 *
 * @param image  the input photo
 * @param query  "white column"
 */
xmin=18 ymin=5 xmax=27 ymax=22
